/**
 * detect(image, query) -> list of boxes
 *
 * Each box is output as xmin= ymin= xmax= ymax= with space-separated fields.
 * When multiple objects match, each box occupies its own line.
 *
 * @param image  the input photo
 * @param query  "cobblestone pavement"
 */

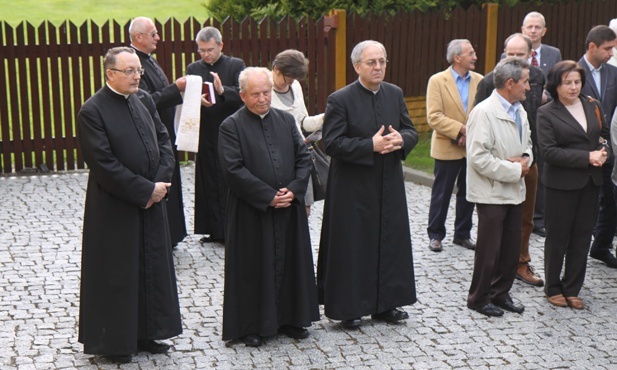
xmin=2 ymin=162 xmax=617 ymax=369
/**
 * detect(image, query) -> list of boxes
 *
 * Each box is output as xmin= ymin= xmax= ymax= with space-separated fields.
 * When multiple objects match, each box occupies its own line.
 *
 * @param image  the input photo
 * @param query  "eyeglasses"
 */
xmin=197 ymin=47 xmax=218 ymax=55
xmin=361 ymin=59 xmax=388 ymax=68
xmin=139 ymin=31 xmax=158 ymax=38
xmin=109 ymin=68 xmax=145 ymax=76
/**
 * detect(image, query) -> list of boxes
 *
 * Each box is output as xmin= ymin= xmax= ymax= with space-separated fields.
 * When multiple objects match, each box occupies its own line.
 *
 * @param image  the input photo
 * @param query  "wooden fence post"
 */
xmin=326 ymin=9 xmax=346 ymax=91
xmin=483 ymin=3 xmax=499 ymax=74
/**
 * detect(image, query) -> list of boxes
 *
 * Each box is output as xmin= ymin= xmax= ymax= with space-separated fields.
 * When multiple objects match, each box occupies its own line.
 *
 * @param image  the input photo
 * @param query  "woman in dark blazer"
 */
xmin=537 ymin=60 xmax=609 ymax=310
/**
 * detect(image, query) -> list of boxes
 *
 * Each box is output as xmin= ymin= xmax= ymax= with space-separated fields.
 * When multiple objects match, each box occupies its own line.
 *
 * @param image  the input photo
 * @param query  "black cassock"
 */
xmin=218 ymin=107 xmax=319 ymax=341
xmin=77 ymin=86 xmax=182 ymax=355
xmin=318 ymin=81 xmax=418 ymax=320
xmin=133 ymin=47 xmax=187 ymax=245
xmin=186 ymin=55 xmax=245 ymax=239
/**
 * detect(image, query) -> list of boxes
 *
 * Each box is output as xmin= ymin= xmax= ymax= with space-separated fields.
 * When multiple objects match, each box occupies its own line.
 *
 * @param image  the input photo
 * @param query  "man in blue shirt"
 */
xmin=425 ymin=39 xmax=483 ymax=252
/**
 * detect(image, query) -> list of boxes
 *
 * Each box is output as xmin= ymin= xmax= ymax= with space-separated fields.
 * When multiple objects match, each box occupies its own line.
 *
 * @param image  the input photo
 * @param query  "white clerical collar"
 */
xmin=259 ymin=110 xmax=269 ymax=119
xmin=130 ymin=44 xmax=150 ymax=56
xmin=358 ymin=78 xmax=380 ymax=94
xmin=106 ymin=83 xmax=130 ymax=99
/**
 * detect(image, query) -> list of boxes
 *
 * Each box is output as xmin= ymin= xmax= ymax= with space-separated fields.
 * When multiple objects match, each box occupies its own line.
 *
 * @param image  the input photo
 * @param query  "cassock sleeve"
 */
xmin=138 ymin=92 xmax=176 ymax=183
xmin=78 ymin=102 xmax=155 ymax=208
xmin=397 ymin=89 xmax=418 ymax=160
xmin=139 ymin=79 xmax=183 ymax=111
xmin=217 ymin=58 xmax=245 ymax=104
xmin=323 ymin=92 xmax=375 ymax=166
xmin=284 ymin=115 xmax=312 ymax=202
xmin=218 ymin=117 xmax=279 ymax=212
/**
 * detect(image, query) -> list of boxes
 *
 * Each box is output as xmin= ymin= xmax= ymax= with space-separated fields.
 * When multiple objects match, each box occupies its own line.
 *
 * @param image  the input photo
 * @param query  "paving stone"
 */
xmin=2 ymin=163 xmax=617 ymax=368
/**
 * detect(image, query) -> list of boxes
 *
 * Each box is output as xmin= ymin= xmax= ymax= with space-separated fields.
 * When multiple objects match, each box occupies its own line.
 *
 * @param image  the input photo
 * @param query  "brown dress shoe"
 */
xmin=547 ymin=294 xmax=567 ymax=307
xmin=565 ymin=296 xmax=584 ymax=310
xmin=515 ymin=264 xmax=544 ymax=287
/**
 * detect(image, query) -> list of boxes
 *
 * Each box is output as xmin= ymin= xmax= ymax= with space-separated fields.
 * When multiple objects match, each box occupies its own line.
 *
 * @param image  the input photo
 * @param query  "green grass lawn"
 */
xmin=405 ymin=131 xmax=433 ymax=174
xmin=1 ymin=0 xmax=209 ymax=25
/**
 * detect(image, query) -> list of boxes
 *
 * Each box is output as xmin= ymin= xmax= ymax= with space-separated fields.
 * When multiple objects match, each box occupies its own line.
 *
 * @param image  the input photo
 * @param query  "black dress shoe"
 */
xmin=200 ymin=236 xmax=225 ymax=244
xmin=533 ymin=227 xmax=546 ymax=237
xmin=492 ymin=297 xmax=524 ymax=313
xmin=467 ymin=303 xmax=504 ymax=317
xmin=104 ymin=354 xmax=132 ymax=363
xmin=137 ymin=339 xmax=170 ymax=354
xmin=278 ymin=325 xmax=309 ymax=339
xmin=341 ymin=318 xmax=362 ymax=328
xmin=429 ymin=239 xmax=442 ymax=252
xmin=240 ymin=334 xmax=263 ymax=347
xmin=589 ymin=251 xmax=617 ymax=268
xmin=371 ymin=308 xmax=409 ymax=323
xmin=453 ymin=238 xmax=476 ymax=250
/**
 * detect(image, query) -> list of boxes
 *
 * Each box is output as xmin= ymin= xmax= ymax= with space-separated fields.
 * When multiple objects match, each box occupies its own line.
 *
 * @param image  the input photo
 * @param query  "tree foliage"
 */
xmin=202 ymin=0 xmax=564 ymax=21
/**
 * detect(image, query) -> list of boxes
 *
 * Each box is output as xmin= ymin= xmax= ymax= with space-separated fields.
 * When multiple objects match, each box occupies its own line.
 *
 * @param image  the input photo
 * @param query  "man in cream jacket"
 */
xmin=466 ymin=57 xmax=533 ymax=317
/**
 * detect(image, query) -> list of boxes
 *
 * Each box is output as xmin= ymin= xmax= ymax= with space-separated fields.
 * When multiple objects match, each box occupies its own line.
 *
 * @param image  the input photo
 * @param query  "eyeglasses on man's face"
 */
xmin=361 ymin=59 xmax=388 ymax=68
xmin=197 ymin=47 xmax=219 ymax=55
xmin=109 ymin=68 xmax=145 ymax=76
xmin=139 ymin=31 xmax=158 ymax=38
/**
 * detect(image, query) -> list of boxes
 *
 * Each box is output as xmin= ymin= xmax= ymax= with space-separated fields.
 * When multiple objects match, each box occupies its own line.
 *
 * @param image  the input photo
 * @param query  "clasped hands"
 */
xmin=590 ymin=147 xmax=608 ymax=167
xmin=508 ymin=156 xmax=530 ymax=178
xmin=145 ymin=182 xmax=171 ymax=209
xmin=270 ymin=188 xmax=295 ymax=208
xmin=373 ymin=125 xmax=403 ymax=154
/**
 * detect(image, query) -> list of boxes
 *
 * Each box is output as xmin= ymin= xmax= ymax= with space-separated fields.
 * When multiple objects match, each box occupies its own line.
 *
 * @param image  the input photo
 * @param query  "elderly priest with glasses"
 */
xmin=76 ymin=46 xmax=182 ymax=364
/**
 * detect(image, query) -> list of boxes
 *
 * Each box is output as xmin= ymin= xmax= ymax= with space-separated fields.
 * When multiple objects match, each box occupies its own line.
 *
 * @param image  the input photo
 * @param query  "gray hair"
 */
xmin=238 ymin=67 xmax=272 ymax=92
xmin=522 ymin=11 xmax=546 ymax=28
xmin=128 ymin=17 xmax=153 ymax=42
xmin=195 ymin=27 xmax=222 ymax=44
xmin=350 ymin=40 xmax=387 ymax=65
xmin=493 ymin=57 xmax=530 ymax=89
xmin=610 ymin=18 xmax=617 ymax=34
xmin=446 ymin=39 xmax=471 ymax=64
xmin=504 ymin=33 xmax=532 ymax=53
xmin=103 ymin=47 xmax=135 ymax=80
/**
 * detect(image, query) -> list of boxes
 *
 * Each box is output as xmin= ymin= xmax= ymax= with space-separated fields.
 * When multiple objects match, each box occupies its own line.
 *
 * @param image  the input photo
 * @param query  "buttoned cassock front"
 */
xmin=77 ymin=86 xmax=182 ymax=356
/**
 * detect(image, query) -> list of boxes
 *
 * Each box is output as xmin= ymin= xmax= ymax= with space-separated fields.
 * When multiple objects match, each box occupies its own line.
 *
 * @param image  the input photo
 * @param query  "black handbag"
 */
xmin=309 ymin=142 xmax=330 ymax=201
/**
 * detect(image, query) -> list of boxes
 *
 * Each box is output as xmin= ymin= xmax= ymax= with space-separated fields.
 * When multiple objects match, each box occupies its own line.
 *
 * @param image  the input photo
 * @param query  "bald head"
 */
xmin=504 ymin=33 xmax=532 ymax=59
xmin=129 ymin=17 xmax=159 ymax=54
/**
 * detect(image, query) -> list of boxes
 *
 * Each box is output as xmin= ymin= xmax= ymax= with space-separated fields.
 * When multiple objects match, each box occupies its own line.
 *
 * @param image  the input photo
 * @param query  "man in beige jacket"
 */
xmin=425 ymin=39 xmax=483 ymax=252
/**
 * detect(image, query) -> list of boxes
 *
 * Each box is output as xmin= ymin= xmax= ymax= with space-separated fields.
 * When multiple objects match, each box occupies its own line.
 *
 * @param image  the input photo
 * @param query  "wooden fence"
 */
xmin=1 ymin=0 xmax=617 ymax=173
xmin=0 ymin=16 xmax=335 ymax=173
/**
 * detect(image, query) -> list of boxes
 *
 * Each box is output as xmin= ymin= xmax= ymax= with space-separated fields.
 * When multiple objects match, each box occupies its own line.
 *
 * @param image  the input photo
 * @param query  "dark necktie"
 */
xmin=531 ymin=50 xmax=539 ymax=67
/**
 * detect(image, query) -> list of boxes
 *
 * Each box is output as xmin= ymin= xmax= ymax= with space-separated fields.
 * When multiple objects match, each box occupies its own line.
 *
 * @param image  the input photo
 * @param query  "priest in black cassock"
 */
xmin=218 ymin=67 xmax=319 ymax=347
xmin=186 ymin=26 xmax=245 ymax=244
xmin=77 ymin=47 xmax=182 ymax=364
xmin=129 ymin=16 xmax=187 ymax=246
xmin=317 ymin=40 xmax=418 ymax=328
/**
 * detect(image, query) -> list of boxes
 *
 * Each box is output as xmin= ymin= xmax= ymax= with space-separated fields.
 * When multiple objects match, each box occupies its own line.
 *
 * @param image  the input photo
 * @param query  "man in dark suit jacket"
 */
xmin=579 ymin=25 xmax=617 ymax=268
xmin=521 ymin=11 xmax=562 ymax=76
xmin=129 ymin=17 xmax=188 ymax=247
